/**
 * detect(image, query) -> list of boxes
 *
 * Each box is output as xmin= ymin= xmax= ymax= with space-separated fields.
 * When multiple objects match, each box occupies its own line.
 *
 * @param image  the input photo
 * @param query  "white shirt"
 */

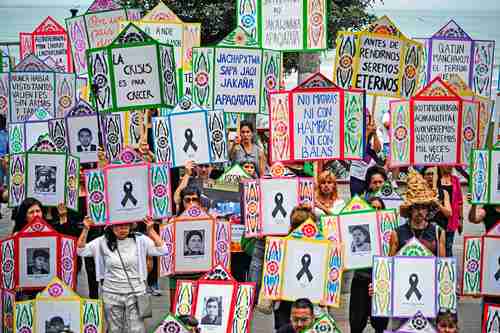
xmin=314 ymin=198 xmax=345 ymax=218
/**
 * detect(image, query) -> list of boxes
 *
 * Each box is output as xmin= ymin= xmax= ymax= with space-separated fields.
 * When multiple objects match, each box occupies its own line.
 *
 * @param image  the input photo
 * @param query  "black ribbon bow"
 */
xmin=405 ymin=273 xmax=423 ymax=301
xmin=296 ymin=254 xmax=313 ymax=283
xmin=271 ymin=193 xmax=287 ymax=218
xmin=183 ymin=129 xmax=198 ymax=152
xmin=495 ymin=257 xmax=500 ymax=281
xmin=121 ymin=181 xmax=138 ymax=207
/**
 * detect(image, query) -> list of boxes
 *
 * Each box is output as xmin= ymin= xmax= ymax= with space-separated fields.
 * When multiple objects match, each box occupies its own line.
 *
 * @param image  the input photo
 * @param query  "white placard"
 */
xmin=413 ymin=100 xmax=460 ymax=165
xmin=174 ymin=220 xmax=213 ymax=273
xmin=261 ymin=0 xmax=303 ymax=50
xmin=170 ymin=112 xmax=210 ymax=166
xmin=481 ymin=237 xmax=500 ymax=296
xmin=85 ymin=10 xmax=129 ymax=48
xmin=293 ymin=91 xmax=341 ymax=160
xmin=18 ymin=237 xmax=57 ymax=288
xmin=194 ymin=283 xmax=235 ymax=333
xmin=430 ymin=39 xmax=472 ymax=83
xmin=10 ymin=73 xmax=55 ymax=122
xmin=213 ymin=48 xmax=262 ymax=114
xmin=261 ymin=178 xmax=298 ymax=235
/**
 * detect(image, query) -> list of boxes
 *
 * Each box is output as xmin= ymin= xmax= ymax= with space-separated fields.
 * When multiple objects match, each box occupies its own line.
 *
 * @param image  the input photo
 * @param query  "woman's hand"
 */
xmin=57 ymin=203 xmax=68 ymax=224
xmin=233 ymin=134 xmax=241 ymax=145
xmin=83 ymin=216 xmax=93 ymax=230
xmin=97 ymin=146 xmax=108 ymax=168
xmin=184 ymin=160 xmax=194 ymax=176
xmin=143 ymin=216 xmax=154 ymax=231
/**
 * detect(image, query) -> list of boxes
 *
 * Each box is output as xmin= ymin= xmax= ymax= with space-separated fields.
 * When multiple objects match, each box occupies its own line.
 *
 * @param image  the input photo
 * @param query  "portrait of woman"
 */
xmin=184 ymin=230 xmax=205 ymax=256
xmin=349 ymin=225 xmax=371 ymax=253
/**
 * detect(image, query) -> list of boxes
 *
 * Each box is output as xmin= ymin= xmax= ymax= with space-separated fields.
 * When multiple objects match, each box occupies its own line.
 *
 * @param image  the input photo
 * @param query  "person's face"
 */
xmin=183 ymin=194 xmax=200 ymax=210
xmin=437 ymin=320 xmax=458 ymax=333
xmin=206 ymin=301 xmax=218 ymax=318
xmin=319 ymin=179 xmax=336 ymax=196
xmin=34 ymin=255 xmax=47 ymax=270
xmin=439 ymin=166 xmax=452 ymax=175
xmin=79 ymin=130 xmax=92 ymax=146
xmin=196 ymin=164 xmax=212 ymax=179
xmin=240 ymin=126 xmax=253 ymax=143
xmin=242 ymin=163 xmax=256 ymax=176
xmin=368 ymin=174 xmax=385 ymax=193
xmin=410 ymin=204 xmax=429 ymax=228
xmin=112 ymin=224 xmax=131 ymax=240
xmin=26 ymin=204 xmax=42 ymax=223
xmin=370 ymin=200 xmax=383 ymax=210
xmin=352 ymin=229 xmax=366 ymax=246
xmin=424 ymin=170 xmax=434 ymax=186
xmin=188 ymin=234 xmax=203 ymax=252
xmin=290 ymin=307 xmax=313 ymax=332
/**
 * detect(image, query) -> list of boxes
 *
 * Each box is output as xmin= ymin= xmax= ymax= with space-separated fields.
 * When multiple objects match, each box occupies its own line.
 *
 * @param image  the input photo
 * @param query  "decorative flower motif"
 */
xmin=266 ymin=261 xmax=279 ymax=275
xmin=164 ymin=71 xmax=174 ymax=85
xmin=177 ymin=304 xmax=191 ymax=316
xmin=394 ymin=126 xmax=408 ymax=141
xmin=162 ymin=322 xmax=181 ymax=333
xmin=270 ymin=163 xmax=285 ymax=177
xmin=376 ymin=279 xmax=389 ymax=291
xmin=2 ymin=258 xmax=14 ymax=273
xmin=274 ymin=121 xmax=288 ymax=136
xmin=12 ymin=173 xmax=23 ymax=186
xmin=121 ymin=151 xmax=135 ymax=164
xmin=302 ymin=224 xmax=317 ymax=237
xmin=466 ymin=259 xmax=479 ymax=273
xmin=211 ymin=129 xmax=224 ymax=143
xmin=107 ymin=132 xmax=119 ymax=145
xmin=329 ymin=268 xmax=339 ymax=281
xmin=67 ymin=176 xmax=76 ymax=190
xmin=217 ymin=241 xmax=228 ymax=253
xmin=265 ymin=75 xmax=276 ymax=90
xmin=90 ymin=191 xmax=104 ymax=204
xmin=84 ymin=324 xmax=98 ymax=333
xmin=48 ymin=283 xmax=63 ymax=297
xmin=62 ymin=257 xmax=73 ymax=271
xmin=247 ymin=202 xmax=258 ymax=215
xmin=440 ymin=280 xmax=453 ymax=295
xmin=383 ymin=231 xmax=392 ymax=243
xmin=153 ymin=184 xmax=167 ymax=198
xmin=59 ymin=95 xmax=72 ymax=109
xmin=187 ymin=206 xmax=201 ymax=217
xmin=195 ymin=72 xmax=209 ymax=87
xmin=180 ymin=99 xmax=192 ymax=110
xmin=18 ymin=327 xmax=32 ymax=333
xmin=31 ymin=222 xmax=44 ymax=232
xmin=405 ymin=65 xmax=416 ymax=79
xmin=234 ymin=31 xmax=247 ymax=46
xmin=310 ymin=13 xmax=324 ymax=26
xmin=339 ymin=55 xmax=353 ymax=69
xmin=463 ymin=126 xmax=475 ymax=141
xmin=235 ymin=305 xmax=249 ymax=319
xmin=241 ymin=15 xmax=255 ymax=29
xmin=475 ymin=63 xmax=488 ymax=76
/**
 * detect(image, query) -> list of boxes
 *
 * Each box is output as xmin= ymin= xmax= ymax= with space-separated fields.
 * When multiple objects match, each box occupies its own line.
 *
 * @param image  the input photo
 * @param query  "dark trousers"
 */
xmin=274 ymin=301 xmax=292 ymax=331
xmin=77 ymin=256 xmax=99 ymax=299
xmin=147 ymin=256 xmax=158 ymax=287
xmin=349 ymin=274 xmax=389 ymax=333
xmin=231 ymin=252 xmax=252 ymax=282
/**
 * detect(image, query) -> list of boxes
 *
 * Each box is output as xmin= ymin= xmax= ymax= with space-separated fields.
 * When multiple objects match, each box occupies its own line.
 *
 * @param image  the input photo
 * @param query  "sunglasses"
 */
xmin=183 ymin=196 xmax=199 ymax=203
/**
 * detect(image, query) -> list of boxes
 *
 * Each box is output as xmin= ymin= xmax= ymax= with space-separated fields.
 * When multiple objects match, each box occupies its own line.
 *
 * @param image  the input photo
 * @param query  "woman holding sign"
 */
xmin=229 ymin=120 xmax=266 ymax=176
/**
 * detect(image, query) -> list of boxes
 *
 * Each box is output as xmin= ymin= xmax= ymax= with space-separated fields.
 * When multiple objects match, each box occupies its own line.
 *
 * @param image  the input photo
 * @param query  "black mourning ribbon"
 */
xmin=183 ymin=129 xmax=198 ymax=152
xmin=121 ymin=181 xmax=138 ymax=207
xmin=271 ymin=193 xmax=287 ymax=218
xmin=495 ymin=257 xmax=500 ymax=281
xmin=405 ymin=273 xmax=423 ymax=301
xmin=296 ymin=254 xmax=313 ymax=283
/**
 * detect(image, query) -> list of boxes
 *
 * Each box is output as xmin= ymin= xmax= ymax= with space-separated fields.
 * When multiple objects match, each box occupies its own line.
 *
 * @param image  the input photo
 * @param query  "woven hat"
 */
xmin=400 ymin=170 xmax=437 ymax=217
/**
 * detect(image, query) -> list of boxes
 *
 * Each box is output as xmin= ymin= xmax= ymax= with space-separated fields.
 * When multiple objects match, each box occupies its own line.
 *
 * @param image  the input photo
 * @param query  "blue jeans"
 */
xmin=445 ymin=231 xmax=455 ymax=257
xmin=248 ymin=239 xmax=265 ymax=298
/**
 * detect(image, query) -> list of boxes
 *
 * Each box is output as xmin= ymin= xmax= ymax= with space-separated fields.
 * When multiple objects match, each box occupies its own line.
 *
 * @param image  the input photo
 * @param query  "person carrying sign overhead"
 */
xmin=229 ymin=120 xmax=266 ymax=177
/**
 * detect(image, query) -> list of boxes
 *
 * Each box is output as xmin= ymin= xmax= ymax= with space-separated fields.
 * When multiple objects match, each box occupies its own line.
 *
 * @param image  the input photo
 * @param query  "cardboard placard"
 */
xmin=469 ymin=149 xmax=500 ymax=204
xmin=65 ymin=0 xmax=141 ymax=74
xmin=87 ymin=23 xmax=178 ymax=112
xmin=192 ymin=27 xmax=282 ymax=114
xmin=334 ymin=16 xmax=422 ymax=98
xmin=20 ymin=16 xmax=73 ymax=73
xmin=236 ymin=0 xmax=327 ymax=51
xmin=121 ymin=2 xmax=201 ymax=96
xmin=418 ymin=20 xmax=495 ymax=98
xmin=269 ymin=72 xmax=366 ymax=162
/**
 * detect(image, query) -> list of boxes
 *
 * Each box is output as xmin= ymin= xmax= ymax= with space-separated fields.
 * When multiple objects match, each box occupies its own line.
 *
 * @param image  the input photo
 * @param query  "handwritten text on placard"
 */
xmin=262 ymin=0 xmax=303 ymax=50
xmin=430 ymin=39 xmax=472 ymax=83
xmin=11 ymin=73 xmax=53 ymax=121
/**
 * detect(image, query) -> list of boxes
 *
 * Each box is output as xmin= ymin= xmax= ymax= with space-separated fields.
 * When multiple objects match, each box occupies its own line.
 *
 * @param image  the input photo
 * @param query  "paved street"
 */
xmin=1 ymin=184 xmax=484 ymax=332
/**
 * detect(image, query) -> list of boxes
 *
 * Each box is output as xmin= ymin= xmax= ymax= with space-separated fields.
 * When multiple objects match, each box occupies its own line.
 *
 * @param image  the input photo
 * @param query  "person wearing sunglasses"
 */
xmin=173 ymin=160 xmax=214 ymax=213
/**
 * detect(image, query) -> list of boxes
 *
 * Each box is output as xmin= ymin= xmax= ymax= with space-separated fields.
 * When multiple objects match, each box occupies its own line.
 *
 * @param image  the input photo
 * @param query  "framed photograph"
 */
xmin=483 ymin=303 xmax=500 ymax=333
xmin=481 ymin=236 xmax=500 ymax=297
xmin=338 ymin=210 xmax=381 ymax=270
xmin=66 ymin=114 xmax=99 ymax=163
xmin=173 ymin=265 xmax=255 ymax=333
xmin=26 ymin=152 xmax=67 ymax=207
xmin=13 ymin=277 xmax=104 ymax=332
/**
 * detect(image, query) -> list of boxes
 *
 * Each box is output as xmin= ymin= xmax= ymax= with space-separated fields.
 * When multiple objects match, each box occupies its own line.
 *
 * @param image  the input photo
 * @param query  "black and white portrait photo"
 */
xmin=34 ymin=166 xmax=57 ymax=194
xmin=45 ymin=316 xmax=73 ymax=333
xmin=349 ymin=225 xmax=371 ymax=253
xmin=27 ymin=248 xmax=50 ymax=275
xmin=201 ymin=297 xmax=222 ymax=326
xmin=184 ymin=230 xmax=205 ymax=256
xmin=76 ymin=127 xmax=97 ymax=152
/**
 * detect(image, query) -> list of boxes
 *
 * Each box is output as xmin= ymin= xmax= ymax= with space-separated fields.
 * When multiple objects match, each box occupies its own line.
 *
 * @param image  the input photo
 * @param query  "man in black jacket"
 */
xmin=277 ymin=298 xmax=314 ymax=333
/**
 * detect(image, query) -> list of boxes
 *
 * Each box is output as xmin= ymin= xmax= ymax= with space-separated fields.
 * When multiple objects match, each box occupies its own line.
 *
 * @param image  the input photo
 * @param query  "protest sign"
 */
xmin=192 ymin=27 xmax=282 ymax=114
xmin=334 ymin=16 xmax=422 ymax=98
xmin=236 ymin=0 xmax=327 ymax=51
xmin=20 ymin=16 xmax=73 ymax=73
xmin=121 ymin=2 xmax=201 ymax=96
xmin=494 ymin=93 xmax=500 ymax=147
xmin=269 ymin=72 xmax=365 ymax=162
xmin=389 ymin=77 xmax=479 ymax=167
xmin=418 ymin=20 xmax=495 ymax=98
xmin=87 ymin=23 xmax=178 ymax=112
xmin=468 ymin=149 xmax=500 ymax=204
xmin=0 ymin=55 xmax=78 ymax=122
xmin=65 ymin=0 xmax=141 ymax=74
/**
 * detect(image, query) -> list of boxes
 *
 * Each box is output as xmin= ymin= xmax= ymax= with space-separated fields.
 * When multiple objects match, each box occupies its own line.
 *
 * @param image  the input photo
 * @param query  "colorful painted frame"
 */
xmin=152 ymin=97 xmax=228 ymax=167
xmin=372 ymin=256 xmax=457 ymax=318
xmin=8 ymin=119 xmax=68 ymax=154
xmin=85 ymin=158 xmax=171 ymax=225
xmin=173 ymin=265 xmax=255 ymax=333
xmin=159 ymin=211 xmax=231 ymax=276
xmin=0 ymin=288 xmax=15 ymax=333
xmin=241 ymin=176 xmax=314 ymax=237
xmin=302 ymin=313 xmax=341 ymax=333
xmin=152 ymin=313 xmax=190 ymax=333
xmin=13 ymin=277 xmax=103 ymax=333
xmin=269 ymin=72 xmax=366 ymax=163
xmin=0 ymin=218 xmax=77 ymax=291
xmin=0 ymin=54 xmax=78 ymax=122
xmin=382 ymin=311 xmax=437 ymax=333
xmin=236 ymin=0 xmax=328 ymax=51
xmin=417 ymin=20 xmax=495 ymax=98
xmin=389 ymin=77 xmax=477 ymax=167
xmin=20 ymin=16 xmax=73 ymax=72
xmin=8 ymin=152 xmax=79 ymax=211
xmin=483 ymin=303 xmax=500 ymax=333
xmin=65 ymin=0 xmax=141 ymax=74
xmin=192 ymin=27 xmax=282 ymax=115
xmin=468 ymin=149 xmax=500 ymax=204
xmin=333 ymin=16 xmax=422 ymax=98
xmin=87 ymin=23 xmax=178 ymax=113
xmin=121 ymin=2 xmax=201 ymax=96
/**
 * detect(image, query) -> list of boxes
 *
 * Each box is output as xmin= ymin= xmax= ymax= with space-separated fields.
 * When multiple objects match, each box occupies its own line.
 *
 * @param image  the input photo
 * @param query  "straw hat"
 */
xmin=400 ymin=170 xmax=437 ymax=218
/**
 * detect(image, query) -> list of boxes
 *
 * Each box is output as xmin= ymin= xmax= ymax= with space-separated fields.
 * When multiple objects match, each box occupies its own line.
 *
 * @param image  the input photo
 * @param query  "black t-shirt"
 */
xmin=483 ymin=205 xmax=500 ymax=232
xmin=277 ymin=324 xmax=296 ymax=333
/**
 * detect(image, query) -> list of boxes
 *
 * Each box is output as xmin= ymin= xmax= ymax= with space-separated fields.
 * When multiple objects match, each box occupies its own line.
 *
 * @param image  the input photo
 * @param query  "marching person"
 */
xmin=77 ymin=216 xmax=167 ymax=333
xmin=314 ymin=170 xmax=344 ymax=217
xmin=229 ymin=120 xmax=266 ymax=176
xmin=276 ymin=298 xmax=315 ymax=333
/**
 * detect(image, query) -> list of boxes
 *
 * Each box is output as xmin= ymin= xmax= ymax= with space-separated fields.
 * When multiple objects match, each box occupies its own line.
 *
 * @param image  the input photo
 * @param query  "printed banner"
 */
xmin=121 ymin=2 xmax=201 ymax=96
xmin=334 ymin=16 xmax=422 ymax=98
xmin=65 ymin=0 xmax=141 ymax=74
xmin=236 ymin=0 xmax=327 ymax=51
xmin=269 ymin=73 xmax=365 ymax=162
xmin=19 ymin=16 xmax=73 ymax=73
xmin=87 ymin=23 xmax=178 ymax=112
xmin=192 ymin=27 xmax=282 ymax=114
xmin=418 ymin=20 xmax=495 ymax=98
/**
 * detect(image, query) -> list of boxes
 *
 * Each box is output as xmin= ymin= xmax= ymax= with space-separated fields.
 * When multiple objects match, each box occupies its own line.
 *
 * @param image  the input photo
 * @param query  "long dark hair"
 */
xmin=104 ymin=225 xmax=136 ymax=251
xmin=178 ymin=186 xmax=201 ymax=215
xmin=13 ymin=197 xmax=44 ymax=233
